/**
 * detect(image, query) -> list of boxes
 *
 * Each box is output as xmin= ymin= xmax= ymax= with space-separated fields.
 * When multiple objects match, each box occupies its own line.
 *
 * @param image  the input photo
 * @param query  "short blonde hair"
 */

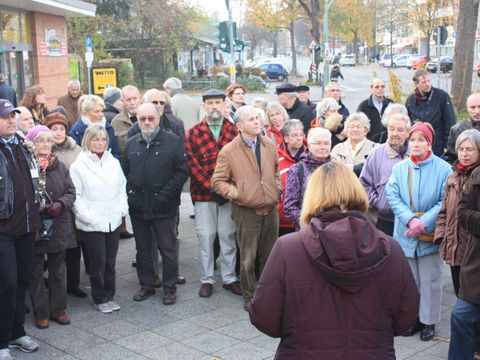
xmin=300 ymin=162 xmax=369 ymax=225
xmin=79 ymin=95 xmax=105 ymax=117
xmin=81 ymin=124 xmax=109 ymax=151
xmin=265 ymin=101 xmax=288 ymax=125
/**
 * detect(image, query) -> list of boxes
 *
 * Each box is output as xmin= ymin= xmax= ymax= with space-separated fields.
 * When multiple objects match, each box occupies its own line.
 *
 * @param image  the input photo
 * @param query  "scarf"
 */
xmin=410 ymin=150 xmax=432 ymax=165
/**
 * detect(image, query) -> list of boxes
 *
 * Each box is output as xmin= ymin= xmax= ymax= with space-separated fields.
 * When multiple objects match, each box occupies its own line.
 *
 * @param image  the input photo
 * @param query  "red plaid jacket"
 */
xmin=185 ymin=117 xmax=238 ymax=202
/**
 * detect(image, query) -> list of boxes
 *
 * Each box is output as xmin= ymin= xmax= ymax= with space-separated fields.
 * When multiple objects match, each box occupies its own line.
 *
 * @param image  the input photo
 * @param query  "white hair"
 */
xmin=163 ymin=77 xmax=182 ymax=91
xmin=345 ymin=112 xmax=371 ymax=132
xmin=307 ymin=128 xmax=331 ymax=144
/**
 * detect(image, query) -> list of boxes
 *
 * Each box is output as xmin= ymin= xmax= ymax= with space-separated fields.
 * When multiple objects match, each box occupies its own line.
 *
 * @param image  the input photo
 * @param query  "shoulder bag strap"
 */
xmin=408 ymin=166 xmax=417 ymax=212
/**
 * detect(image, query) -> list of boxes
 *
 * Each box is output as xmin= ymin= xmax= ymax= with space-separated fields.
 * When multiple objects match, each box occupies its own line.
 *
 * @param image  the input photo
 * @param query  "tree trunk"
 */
xmin=425 ymin=34 xmax=431 ymax=60
xmin=298 ymin=0 xmax=321 ymax=43
xmin=289 ymin=21 xmax=297 ymax=75
xmin=451 ymin=0 xmax=479 ymax=112
xmin=272 ymin=32 xmax=278 ymax=57
xmin=353 ymin=32 xmax=358 ymax=64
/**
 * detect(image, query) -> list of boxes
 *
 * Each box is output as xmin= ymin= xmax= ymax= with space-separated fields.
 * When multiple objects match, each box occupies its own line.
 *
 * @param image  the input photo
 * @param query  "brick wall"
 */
xmin=30 ymin=12 xmax=69 ymax=109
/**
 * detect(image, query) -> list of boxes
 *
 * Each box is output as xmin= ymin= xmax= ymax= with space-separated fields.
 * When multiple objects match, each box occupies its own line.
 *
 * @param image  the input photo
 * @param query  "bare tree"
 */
xmin=451 ymin=0 xmax=479 ymax=112
xmin=298 ymin=0 xmax=321 ymax=43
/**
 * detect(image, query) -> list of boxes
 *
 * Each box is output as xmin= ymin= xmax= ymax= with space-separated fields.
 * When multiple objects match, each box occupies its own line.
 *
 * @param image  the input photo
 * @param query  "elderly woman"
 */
xmin=331 ymin=112 xmax=377 ymax=175
xmin=284 ymin=128 xmax=332 ymax=230
xmin=277 ymin=120 xmax=306 ymax=235
xmin=386 ymin=122 xmax=452 ymax=341
xmin=20 ymin=85 xmax=49 ymax=124
xmin=249 ymin=162 xmax=419 ymax=359
xmin=70 ymin=125 xmax=128 ymax=313
xmin=44 ymin=112 xmax=87 ymax=298
xmin=226 ymin=83 xmax=247 ymax=118
xmin=265 ymin=101 xmax=289 ymax=145
xmin=313 ymin=97 xmax=345 ymax=146
xmin=68 ymin=94 xmax=120 ymax=160
xmin=26 ymin=125 xmax=76 ymax=329
xmin=435 ymin=129 xmax=480 ymax=296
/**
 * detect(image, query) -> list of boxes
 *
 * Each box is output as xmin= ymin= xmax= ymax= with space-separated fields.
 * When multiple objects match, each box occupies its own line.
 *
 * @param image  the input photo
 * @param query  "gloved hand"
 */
xmin=211 ymin=191 xmax=228 ymax=206
xmin=45 ymin=201 xmax=64 ymax=218
xmin=405 ymin=217 xmax=426 ymax=238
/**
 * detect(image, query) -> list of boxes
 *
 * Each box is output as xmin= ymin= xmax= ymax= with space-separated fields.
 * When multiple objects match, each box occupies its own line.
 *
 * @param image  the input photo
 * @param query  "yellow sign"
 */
xmin=91 ymin=67 xmax=118 ymax=95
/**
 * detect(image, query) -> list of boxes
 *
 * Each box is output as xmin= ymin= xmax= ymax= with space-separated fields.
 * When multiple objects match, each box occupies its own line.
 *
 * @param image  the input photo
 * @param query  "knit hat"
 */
xmin=103 ymin=87 xmax=122 ymax=105
xmin=44 ymin=112 xmax=69 ymax=130
xmin=27 ymin=125 xmax=51 ymax=142
xmin=409 ymin=122 xmax=435 ymax=145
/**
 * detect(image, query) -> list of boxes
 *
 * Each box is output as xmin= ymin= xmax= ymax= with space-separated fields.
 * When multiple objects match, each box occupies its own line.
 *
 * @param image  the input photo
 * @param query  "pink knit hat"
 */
xmin=27 ymin=125 xmax=51 ymax=142
xmin=409 ymin=122 xmax=435 ymax=145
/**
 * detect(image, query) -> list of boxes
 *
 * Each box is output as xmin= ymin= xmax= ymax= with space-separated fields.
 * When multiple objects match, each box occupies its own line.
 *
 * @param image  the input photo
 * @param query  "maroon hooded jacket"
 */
xmin=249 ymin=210 xmax=419 ymax=360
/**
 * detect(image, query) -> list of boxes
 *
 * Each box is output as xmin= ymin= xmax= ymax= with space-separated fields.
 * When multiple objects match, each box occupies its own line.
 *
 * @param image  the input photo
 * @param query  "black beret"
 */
xmin=296 ymin=84 xmax=310 ymax=92
xmin=275 ymin=83 xmax=297 ymax=95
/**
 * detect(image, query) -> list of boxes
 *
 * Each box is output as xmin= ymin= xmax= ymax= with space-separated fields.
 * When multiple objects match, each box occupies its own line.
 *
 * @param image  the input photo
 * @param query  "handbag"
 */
xmin=39 ymin=191 xmax=55 ymax=241
xmin=408 ymin=167 xmax=435 ymax=242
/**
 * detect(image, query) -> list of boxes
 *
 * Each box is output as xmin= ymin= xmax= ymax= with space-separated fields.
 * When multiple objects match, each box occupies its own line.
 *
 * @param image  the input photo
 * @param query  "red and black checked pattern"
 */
xmin=185 ymin=118 xmax=238 ymax=201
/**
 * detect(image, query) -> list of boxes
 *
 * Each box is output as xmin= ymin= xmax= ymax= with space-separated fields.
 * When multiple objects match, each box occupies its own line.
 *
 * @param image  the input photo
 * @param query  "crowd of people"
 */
xmin=1 ymin=68 xmax=480 ymax=360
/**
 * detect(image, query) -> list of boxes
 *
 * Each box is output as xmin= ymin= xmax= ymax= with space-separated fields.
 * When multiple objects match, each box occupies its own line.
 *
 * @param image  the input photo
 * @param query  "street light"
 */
xmin=322 ymin=0 xmax=334 ymax=95
xmin=225 ymin=0 xmax=236 ymax=84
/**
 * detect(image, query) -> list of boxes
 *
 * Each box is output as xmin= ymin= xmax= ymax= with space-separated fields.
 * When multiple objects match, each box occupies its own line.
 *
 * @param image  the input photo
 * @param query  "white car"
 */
xmin=391 ymin=54 xmax=412 ymax=68
xmin=340 ymin=54 xmax=356 ymax=67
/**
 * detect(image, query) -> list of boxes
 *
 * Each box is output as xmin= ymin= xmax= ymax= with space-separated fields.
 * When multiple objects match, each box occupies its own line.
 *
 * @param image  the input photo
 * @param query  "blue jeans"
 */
xmin=449 ymin=298 xmax=480 ymax=359
xmin=0 ymin=233 xmax=35 ymax=349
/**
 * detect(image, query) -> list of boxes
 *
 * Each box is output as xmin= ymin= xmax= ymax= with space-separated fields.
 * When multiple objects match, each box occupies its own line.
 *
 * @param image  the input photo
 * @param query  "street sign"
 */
xmin=86 ymin=35 xmax=93 ymax=51
xmin=309 ymin=40 xmax=317 ymax=50
xmin=91 ymin=67 xmax=118 ymax=95
xmin=433 ymin=26 xmax=448 ymax=45
xmin=310 ymin=63 xmax=317 ymax=75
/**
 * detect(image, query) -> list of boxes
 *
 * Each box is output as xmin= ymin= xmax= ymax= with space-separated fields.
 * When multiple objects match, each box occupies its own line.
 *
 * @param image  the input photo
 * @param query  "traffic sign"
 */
xmin=86 ymin=35 xmax=93 ymax=51
xmin=91 ymin=67 xmax=118 ymax=95
xmin=433 ymin=26 xmax=448 ymax=45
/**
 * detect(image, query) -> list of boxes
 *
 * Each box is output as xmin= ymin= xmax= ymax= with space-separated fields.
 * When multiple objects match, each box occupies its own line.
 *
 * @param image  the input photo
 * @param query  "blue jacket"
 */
xmin=68 ymin=118 xmax=120 ymax=160
xmin=386 ymin=154 xmax=452 ymax=258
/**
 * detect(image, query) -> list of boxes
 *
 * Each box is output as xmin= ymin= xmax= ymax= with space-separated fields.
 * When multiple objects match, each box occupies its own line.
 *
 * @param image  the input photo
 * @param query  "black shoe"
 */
xmin=176 ymin=275 xmax=186 ymax=285
xmin=67 ymin=287 xmax=88 ymax=298
xmin=120 ymin=231 xmax=134 ymax=239
xmin=420 ymin=324 xmax=435 ymax=341
xmin=133 ymin=287 xmax=155 ymax=301
xmin=402 ymin=319 xmax=424 ymax=337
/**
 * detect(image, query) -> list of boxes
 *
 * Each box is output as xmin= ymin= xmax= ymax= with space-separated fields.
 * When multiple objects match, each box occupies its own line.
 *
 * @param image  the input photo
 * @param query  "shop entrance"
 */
xmin=0 ymin=50 xmax=33 ymax=101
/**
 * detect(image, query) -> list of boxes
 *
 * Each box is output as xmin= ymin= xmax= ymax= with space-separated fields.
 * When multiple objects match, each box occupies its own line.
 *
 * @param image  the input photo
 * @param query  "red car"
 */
xmin=412 ymin=56 xmax=427 ymax=70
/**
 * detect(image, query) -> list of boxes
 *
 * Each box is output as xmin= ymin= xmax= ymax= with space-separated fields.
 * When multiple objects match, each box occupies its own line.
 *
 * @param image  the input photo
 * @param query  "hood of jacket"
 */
xmin=301 ymin=210 xmax=391 ymax=293
xmin=299 ymin=151 xmax=330 ymax=168
xmin=53 ymin=136 xmax=77 ymax=152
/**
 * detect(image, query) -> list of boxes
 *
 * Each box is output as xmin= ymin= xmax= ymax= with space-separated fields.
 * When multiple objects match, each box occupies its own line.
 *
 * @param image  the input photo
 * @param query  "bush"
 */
xmin=243 ymin=67 xmax=263 ymax=76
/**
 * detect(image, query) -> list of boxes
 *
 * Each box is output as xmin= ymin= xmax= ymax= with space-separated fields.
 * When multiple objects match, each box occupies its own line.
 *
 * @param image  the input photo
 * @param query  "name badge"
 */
xmin=30 ymin=168 xmax=39 ymax=179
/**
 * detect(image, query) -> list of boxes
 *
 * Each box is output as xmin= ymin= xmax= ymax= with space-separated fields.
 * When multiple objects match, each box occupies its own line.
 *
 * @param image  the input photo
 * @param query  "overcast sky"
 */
xmin=187 ymin=0 xmax=245 ymax=22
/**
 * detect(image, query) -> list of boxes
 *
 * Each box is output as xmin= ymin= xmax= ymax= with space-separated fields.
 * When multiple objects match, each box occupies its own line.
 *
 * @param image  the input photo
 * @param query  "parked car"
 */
xmin=426 ymin=56 xmax=454 ymax=73
xmin=259 ymin=63 xmax=289 ymax=81
xmin=412 ymin=56 xmax=427 ymax=70
xmin=379 ymin=53 xmax=393 ymax=66
xmin=340 ymin=54 xmax=356 ymax=66
xmin=391 ymin=54 xmax=414 ymax=68
xmin=407 ymin=55 xmax=421 ymax=69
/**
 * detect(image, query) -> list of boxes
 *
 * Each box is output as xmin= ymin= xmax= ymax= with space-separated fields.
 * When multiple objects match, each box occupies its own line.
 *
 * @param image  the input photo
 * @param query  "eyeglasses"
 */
xmin=309 ymin=141 xmax=330 ymax=146
xmin=138 ymin=116 xmax=157 ymax=122
xmin=34 ymin=139 xmax=53 ymax=144
xmin=287 ymin=133 xmax=304 ymax=138
xmin=347 ymin=125 xmax=365 ymax=130
xmin=458 ymin=147 xmax=478 ymax=153
xmin=233 ymin=92 xmax=245 ymax=96
xmin=151 ymin=100 xmax=166 ymax=106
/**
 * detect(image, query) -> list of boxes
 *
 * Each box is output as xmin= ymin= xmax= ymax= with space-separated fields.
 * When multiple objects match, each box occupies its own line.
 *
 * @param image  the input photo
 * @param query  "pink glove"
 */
xmin=405 ymin=217 xmax=426 ymax=238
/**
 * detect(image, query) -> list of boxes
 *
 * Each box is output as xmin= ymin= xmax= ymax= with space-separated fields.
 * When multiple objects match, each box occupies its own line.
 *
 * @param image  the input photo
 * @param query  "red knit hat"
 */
xmin=409 ymin=122 xmax=435 ymax=145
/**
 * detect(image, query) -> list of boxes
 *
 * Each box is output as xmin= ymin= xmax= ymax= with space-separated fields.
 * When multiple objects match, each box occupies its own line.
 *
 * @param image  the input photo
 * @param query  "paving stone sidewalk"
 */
xmin=15 ymin=193 xmax=455 ymax=360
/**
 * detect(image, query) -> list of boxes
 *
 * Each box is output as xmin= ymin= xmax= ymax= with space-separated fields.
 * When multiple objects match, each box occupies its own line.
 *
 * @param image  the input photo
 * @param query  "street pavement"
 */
xmin=16 ymin=192 xmax=456 ymax=360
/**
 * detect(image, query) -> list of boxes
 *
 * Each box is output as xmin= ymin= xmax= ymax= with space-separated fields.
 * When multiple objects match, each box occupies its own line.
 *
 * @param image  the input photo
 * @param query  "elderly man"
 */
xmin=326 ymin=82 xmax=349 ymax=121
xmin=57 ymin=80 xmax=82 ymax=126
xmin=357 ymin=79 xmax=394 ymax=143
xmin=15 ymin=107 xmax=34 ymax=136
xmin=359 ymin=108 xmax=410 ymax=236
xmin=163 ymin=77 xmax=201 ymax=130
xmin=112 ymin=85 xmax=142 ymax=155
xmin=124 ymin=103 xmax=188 ymax=305
xmin=103 ymin=87 xmax=123 ymax=124
xmin=0 ymin=100 xmax=41 ymax=359
xmin=185 ymin=89 xmax=240 ymax=298
xmin=446 ymin=92 xmax=480 ymax=164
xmin=296 ymin=84 xmax=316 ymax=113
xmin=211 ymin=105 xmax=282 ymax=310
xmin=275 ymin=83 xmax=315 ymax=134
xmin=406 ymin=70 xmax=456 ymax=156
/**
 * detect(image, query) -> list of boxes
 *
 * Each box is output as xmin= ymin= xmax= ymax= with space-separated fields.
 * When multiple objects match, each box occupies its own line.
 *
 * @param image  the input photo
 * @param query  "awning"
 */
xmin=4 ymin=0 xmax=96 ymax=17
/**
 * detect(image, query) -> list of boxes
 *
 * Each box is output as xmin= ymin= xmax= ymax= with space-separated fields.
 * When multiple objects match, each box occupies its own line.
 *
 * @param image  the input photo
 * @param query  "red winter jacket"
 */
xmin=249 ymin=210 xmax=419 ymax=360
xmin=185 ymin=118 xmax=238 ymax=202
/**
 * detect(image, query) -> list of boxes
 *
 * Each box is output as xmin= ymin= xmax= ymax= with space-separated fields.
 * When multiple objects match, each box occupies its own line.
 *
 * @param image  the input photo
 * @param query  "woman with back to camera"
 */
xmin=249 ymin=162 xmax=419 ymax=359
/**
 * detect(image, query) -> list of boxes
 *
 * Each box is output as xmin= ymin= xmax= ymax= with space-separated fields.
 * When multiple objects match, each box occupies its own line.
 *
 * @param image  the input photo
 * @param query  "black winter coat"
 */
xmin=286 ymin=98 xmax=315 ymax=134
xmin=127 ymin=113 xmax=185 ymax=141
xmin=123 ymin=129 xmax=188 ymax=220
xmin=104 ymin=103 xmax=121 ymax=124
xmin=0 ymin=82 xmax=17 ymax=106
xmin=357 ymin=96 xmax=394 ymax=143
xmin=405 ymin=87 xmax=456 ymax=156
xmin=35 ymin=158 xmax=76 ymax=254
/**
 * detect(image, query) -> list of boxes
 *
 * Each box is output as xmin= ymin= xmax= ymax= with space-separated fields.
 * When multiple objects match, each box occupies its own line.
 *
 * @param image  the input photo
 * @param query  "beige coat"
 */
xmin=211 ymin=135 xmax=282 ymax=216
xmin=171 ymin=92 xmax=201 ymax=131
xmin=111 ymin=109 xmax=133 ymax=155
xmin=331 ymin=138 xmax=378 ymax=166
xmin=52 ymin=136 xmax=82 ymax=169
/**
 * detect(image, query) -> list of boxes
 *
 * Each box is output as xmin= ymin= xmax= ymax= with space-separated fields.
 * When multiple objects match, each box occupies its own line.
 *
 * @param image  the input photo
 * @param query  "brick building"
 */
xmin=0 ymin=1 xmax=95 ymax=107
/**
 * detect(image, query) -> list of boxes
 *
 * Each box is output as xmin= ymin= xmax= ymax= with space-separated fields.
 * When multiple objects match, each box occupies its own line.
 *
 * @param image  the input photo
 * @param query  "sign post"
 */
xmin=433 ymin=26 xmax=448 ymax=88
xmin=85 ymin=35 xmax=93 ymax=94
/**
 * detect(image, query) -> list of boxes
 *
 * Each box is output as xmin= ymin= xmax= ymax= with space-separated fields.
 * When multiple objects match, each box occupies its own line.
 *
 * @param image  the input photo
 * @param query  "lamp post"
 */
xmin=322 ymin=0 xmax=333 ymax=95
xmin=226 ymin=0 xmax=236 ymax=83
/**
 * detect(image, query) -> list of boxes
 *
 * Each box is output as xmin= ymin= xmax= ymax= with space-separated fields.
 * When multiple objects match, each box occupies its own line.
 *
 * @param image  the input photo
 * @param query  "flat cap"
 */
xmin=296 ymin=84 xmax=310 ymax=92
xmin=202 ymin=89 xmax=226 ymax=101
xmin=275 ymin=83 xmax=297 ymax=95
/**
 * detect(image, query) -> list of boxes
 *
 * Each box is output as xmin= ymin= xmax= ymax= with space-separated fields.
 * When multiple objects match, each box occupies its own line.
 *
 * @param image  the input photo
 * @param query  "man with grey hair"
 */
xmin=163 ymin=77 xmax=201 ymax=130
xmin=446 ymin=92 xmax=480 ymax=164
xmin=15 ymin=107 xmax=34 ymax=136
xmin=211 ymin=105 xmax=282 ymax=310
xmin=103 ymin=87 xmax=123 ymax=124
xmin=57 ymin=79 xmax=82 ymax=127
xmin=275 ymin=83 xmax=314 ymax=134
xmin=124 ymin=102 xmax=188 ymax=305
xmin=360 ymin=111 xmax=411 ymax=235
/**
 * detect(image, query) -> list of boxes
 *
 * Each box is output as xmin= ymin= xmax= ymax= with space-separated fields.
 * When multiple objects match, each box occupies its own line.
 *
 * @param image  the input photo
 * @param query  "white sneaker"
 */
xmin=8 ymin=336 xmax=39 ymax=353
xmin=0 ymin=349 xmax=14 ymax=360
xmin=93 ymin=303 xmax=112 ymax=313
xmin=107 ymin=301 xmax=121 ymax=311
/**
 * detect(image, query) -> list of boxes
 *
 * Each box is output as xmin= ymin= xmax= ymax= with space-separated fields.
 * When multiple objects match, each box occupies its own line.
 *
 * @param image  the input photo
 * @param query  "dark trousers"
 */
xmin=376 ymin=219 xmax=394 ymax=236
xmin=65 ymin=246 xmax=81 ymax=290
xmin=0 ymin=232 xmax=35 ymax=349
xmin=131 ymin=216 xmax=178 ymax=291
xmin=77 ymin=228 xmax=120 ymax=305
xmin=451 ymin=265 xmax=461 ymax=297
xmin=29 ymin=251 xmax=66 ymax=320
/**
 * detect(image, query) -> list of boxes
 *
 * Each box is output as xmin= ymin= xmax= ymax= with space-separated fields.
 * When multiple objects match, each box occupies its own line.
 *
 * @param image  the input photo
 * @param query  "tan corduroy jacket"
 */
xmin=211 ymin=134 xmax=282 ymax=215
